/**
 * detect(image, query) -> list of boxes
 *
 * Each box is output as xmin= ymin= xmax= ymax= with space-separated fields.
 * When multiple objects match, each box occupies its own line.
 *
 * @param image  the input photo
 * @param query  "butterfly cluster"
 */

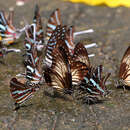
xmin=0 ymin=5 xmax=129 ymax=109
xmin=0 ymin=10 xmax=25 ymax=58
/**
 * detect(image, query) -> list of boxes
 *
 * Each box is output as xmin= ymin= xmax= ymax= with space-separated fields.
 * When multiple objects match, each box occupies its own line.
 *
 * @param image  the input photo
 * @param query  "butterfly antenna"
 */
xmin=74 ymin=29 xmax=94 ymax=37
xmin=20 ymin=17 xmax=31 ymax=34
xmin=85 ymin=43 xmax=98 ymax=49
xmin=88 ymin=54 xmax=95 ymax=58
xmin=6 ymin=48 xmax=21 ymax=53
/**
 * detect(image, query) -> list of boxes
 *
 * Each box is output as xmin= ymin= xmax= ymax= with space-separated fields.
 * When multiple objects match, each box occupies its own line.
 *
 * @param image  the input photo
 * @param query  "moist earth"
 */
xmin=0 ymin=0 xmax=130 ymax=130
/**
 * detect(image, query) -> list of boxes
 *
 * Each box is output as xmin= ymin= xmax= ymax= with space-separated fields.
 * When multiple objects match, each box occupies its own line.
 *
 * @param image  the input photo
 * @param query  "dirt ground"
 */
xmin=0 ymin=0 xmax=130 ymax=130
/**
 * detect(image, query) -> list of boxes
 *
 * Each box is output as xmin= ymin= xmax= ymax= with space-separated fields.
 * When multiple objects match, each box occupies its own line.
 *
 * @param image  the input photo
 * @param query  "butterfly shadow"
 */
xmin=80 ymin=96 xmax=105 ymax=105
xmin=13 ymin=103 xmax=33 ymax=111
xmin=43 ymin=90 xmax=73 ymax=102
xmin=0 ymin=60 xmax=6 ymax=65
xmin=116 ymin=85 xmax=130 ymax=90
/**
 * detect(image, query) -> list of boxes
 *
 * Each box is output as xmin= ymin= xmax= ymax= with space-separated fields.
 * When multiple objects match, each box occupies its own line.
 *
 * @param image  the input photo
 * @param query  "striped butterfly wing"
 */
xmin=33 ymin=4 xmax=44 ymax=45
xmin=10 ymin=78 xmax=36 ymax=105
xmin=80 ymin=65 xmax=110 ymax=96
xmin=46 ymin=8 xmax=61 ymax=40
xmin=44 ymin=25 xmax=68 ymax=67
xmin=70 ymin=42 xmax=91 ymax=85
xmin=26 ymin=48 xmax=42 ymax=83
xmin=24 ymin=23 xmax=42 ymax=62
xmin=0 ymin=11 xmax=18 ymax=45
xmin=24 ymin=27 xmax=43 ymax=84
xmin=71 ymin=61 xmax=89 ymax=85
xmin=65 ymin=26 xmax=75 ymax=54
xmin=44 ymin=47 xmax=72 ymax=93
xmin=119 ymin=46 xmax=130 ymax=86
xmin=24 ymin=26 xmax=36 ymax=65
xmin=25 ymin=42 xmax=43 ymax=84
xmin=73 ymin=42 xmax=90 ymax=68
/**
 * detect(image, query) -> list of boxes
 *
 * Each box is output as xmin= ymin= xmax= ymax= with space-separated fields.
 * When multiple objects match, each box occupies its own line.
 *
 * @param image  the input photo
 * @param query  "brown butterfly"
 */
xmin=44 ymin=25 xmax=71 ymax=67
xmin=44 ymin=47 xmax=72 ymax=94
xmin=74 ymin=65 xmax=110 ymax=104
xmin=71 ymin=43 xmax=110 ymax=100
xmin=119 ymin=46 xmax=130 ymax=87
xmin=10 ymin=78 xmax=40 ymax=109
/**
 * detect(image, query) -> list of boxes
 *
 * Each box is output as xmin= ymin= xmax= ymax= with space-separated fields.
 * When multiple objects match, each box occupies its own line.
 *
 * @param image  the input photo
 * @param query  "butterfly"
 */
xmin=24 ymin=5 xmax=44 ymax=52
xmin=0 ymin=11 xmax=22 ymax=45
xmin=75 ymin=65 xmax=110 ymax=104
xmin=119 ymin=46 xmax=130 ymax=87
xmin=46 ymin=8 xmax=97 ymax=52
xmin=44 ymin=25 xmax=68 ymax=67
xmin=44 ymin=46 xmax=72 ymax=94
xmin=25 ymin=46 xmax=43 ymax=84
xmin=23 ymin=32 xmax=43 ymax=84
xmin=46 ymin=8 xmax=78 ymax=53
xmin=46 ymin=8 xmax=61 ymax=41
xmin=10 ymin=77 xmax=40 ymax=109
xmin=22 ymin=24 xmax=44 ymax=84
xmin=80 ymin=65 xmax=110 ymax=95
xmin=70 ymin=42 xmax=110 ymax=101
xmin=45 ymin=38 xmax=90 ymax=85
xmin=69 ymin=42 xmax=91 ymax=85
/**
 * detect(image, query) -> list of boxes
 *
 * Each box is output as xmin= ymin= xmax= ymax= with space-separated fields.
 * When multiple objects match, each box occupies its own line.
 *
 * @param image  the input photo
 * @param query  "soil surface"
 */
xmin=0 ymin=0 xmax=130 ymax=130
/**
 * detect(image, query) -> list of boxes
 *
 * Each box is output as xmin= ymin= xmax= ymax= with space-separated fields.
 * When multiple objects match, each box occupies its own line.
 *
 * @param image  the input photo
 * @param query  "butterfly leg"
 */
xmin=123 ymin=85 xmax=126 ymax=91
xmin=82 ymin=95 xmax=99 ymax=105
xmin=14 ymin=103 xmax=20 ymax=111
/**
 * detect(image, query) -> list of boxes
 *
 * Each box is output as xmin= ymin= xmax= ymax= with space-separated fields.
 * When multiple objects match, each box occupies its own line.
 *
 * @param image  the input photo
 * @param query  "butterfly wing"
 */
xmin=25 ymin=52 xmax=42 ymax=83
xmin=25 ymin=43 xmax=43 ymax=84
xmin=24 ymin=5 xmax=44 ymax=53
xmin=71 ymin=61 xmax=88 ymax=85
xmin=65 ymin=26 xmax=75 ymax=54
xmin=46 ymin=8 xmax=61 ymax=40
xmin=24 ymin=26 xmax=43 ymax=84
xmin=44 ymin=25 xmax=68 ymax=67
xmin=73 ymin=42 xmax=90 ymax=68
xmin=0 ymin=11 xmax=20 ymax=45
xmin=80 ymin=65 xmax=110 ymax=96
xmin=119 ymin=46 xmax=130 ymax=86
xmin=44 ymin=47 xmax=72 ymax=92
xmin=10 ymin=78 xmax=36 ymax=105
xmin=33 ymin=4 xmax=44 ymax=45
